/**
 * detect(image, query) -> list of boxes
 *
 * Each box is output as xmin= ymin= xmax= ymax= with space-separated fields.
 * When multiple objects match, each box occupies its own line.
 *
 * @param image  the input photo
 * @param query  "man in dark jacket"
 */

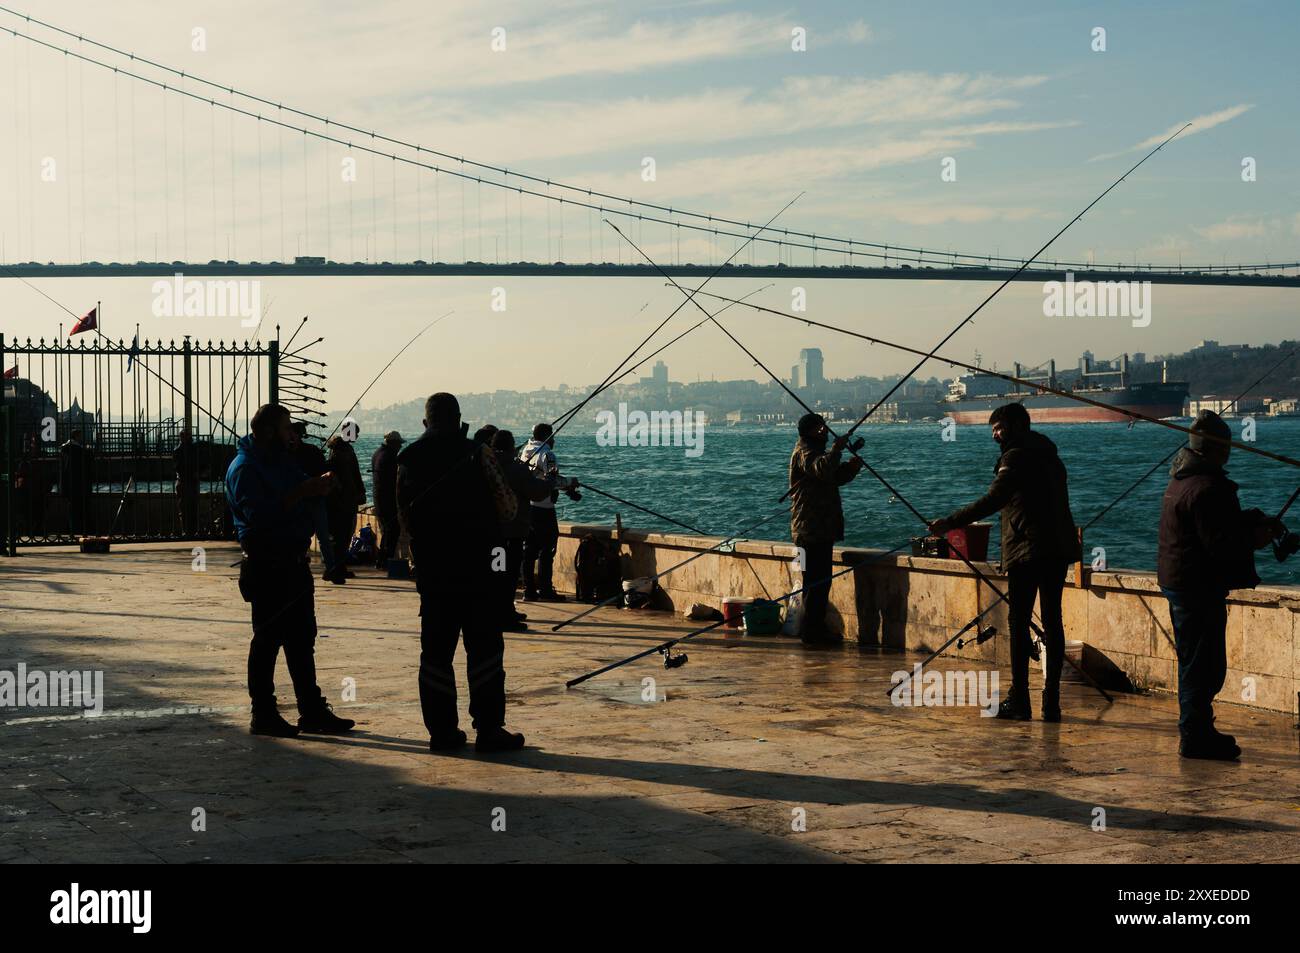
xmin=397 ymin=393 xmax=524 ymax=753
xmin=58 ymin=431 xmax=93 ymax=536
xmin=491 ymin=429 xmax=554 ymax=631
xmin=930 ymin=402 xmax=1077 ymax=722
xmin=371 ymin=431 xmax=404 ymax=569
xmin=225 ymin=403 xmax=354 ymax=737
xmin=173 ymin=425 xmax=201 ymax=537
xmin=288 ymin=422 xmax=341 ymax=584
xmin=789 ymin=412 xmax=864 ymax=645
xmin=325 ymin=433 xmax=366 ymax=577
xmin=1157 ymin=410 xmax=1284 ymax=760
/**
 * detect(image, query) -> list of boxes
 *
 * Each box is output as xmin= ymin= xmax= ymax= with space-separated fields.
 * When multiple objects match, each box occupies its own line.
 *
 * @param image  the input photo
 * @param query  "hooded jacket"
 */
xmin=789 ymin=437 xmax=860 ymax=543
xmin=224 ymin=433 xmax=313 ymax=556
xmin=370 ymin=440 xmax=401 ymax=516
xmin=520 ymin=438 xmax=559 ymax=509
xmin=944 ymin=429 xmax=1077 ymax=569
xmin=1157 ymin=447 xmax=1265 ymax=593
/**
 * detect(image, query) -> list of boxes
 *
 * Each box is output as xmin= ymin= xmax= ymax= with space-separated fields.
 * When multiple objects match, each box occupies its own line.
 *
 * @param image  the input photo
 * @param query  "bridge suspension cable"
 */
xmin=3 ymin=5 xmax=1294 ymax=275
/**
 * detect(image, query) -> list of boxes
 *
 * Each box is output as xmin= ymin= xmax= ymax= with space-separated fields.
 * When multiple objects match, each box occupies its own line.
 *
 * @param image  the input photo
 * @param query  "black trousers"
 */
xmin=794 ymin=536 xmax=834 ymax=639
xmin=499 ymin=537 xmax=525 ymax=621
xmin=1006 ymin=558 xmax=1068 ymax=696
xmin=375 ymin=507 xmax=400 ymax=567
xmin=523 ymin=507 xmax=559 ymax=593
xmin=417 ymin=569 xmax=506 ymax=735
xmin=177 ymin=481 xmax=200 ymax=537
xmin=327 ymin=504 xmax=357 ymax=569
xmin=1162 ymin=587 xmax=1228 ymax=741
xmin=240 ymin=555 xmax=322 ymax=713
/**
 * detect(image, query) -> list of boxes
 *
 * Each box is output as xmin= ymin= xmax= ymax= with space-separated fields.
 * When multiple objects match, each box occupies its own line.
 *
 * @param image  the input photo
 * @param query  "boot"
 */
xmin=475 ymin=727 xmax=526 ymax=753
xmin=1180 ymin=734 xmax=1241 ymax=761
xmin=1041 ymin=686 xmax=1062 ymax=723
xmin=322 ymin=566 xmax=347 ymax=585
xmin=429 ymin=728 xmax=468 ymax=752
xmin=996 ymin=687 xmax=1032 ymax=721
xmin=250 ymin=698 xmax=300 ymax=738
xmin=297 ymin=698 xmax=356 ymax=734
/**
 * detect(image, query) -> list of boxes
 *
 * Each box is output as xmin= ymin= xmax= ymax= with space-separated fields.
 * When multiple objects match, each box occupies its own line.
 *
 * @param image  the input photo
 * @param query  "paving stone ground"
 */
xmin=2 ymin=542 xmax=1299 ymax=864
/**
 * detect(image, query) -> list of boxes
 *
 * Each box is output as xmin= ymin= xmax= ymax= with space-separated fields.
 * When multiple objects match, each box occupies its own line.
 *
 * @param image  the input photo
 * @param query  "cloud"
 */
xmin=1088 ymin=104 xmax=1254 ymax=162
xmin=1193 ymin=218 xmax=1269 ymax=242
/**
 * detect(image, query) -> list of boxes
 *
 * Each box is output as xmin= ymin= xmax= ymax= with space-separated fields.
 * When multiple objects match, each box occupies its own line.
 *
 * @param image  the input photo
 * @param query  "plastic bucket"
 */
xmin=721 ymin=596 xmax=754 ymax=629
xmin=742 ymin=599 xmax=784 ymax=636
xmin=945 ymin=522 xmax=991 ymax=562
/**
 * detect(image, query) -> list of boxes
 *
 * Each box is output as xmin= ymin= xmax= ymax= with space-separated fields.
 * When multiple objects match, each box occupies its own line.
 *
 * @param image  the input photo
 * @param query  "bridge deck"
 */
xmin=5 ymin=262 xmax=1298 ymax=286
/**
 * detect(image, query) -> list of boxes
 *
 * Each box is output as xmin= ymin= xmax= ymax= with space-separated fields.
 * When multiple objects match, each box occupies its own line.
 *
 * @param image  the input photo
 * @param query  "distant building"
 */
xmin=790 ymin=364 xmax=801 ymax=388
xmin=799 ymin=348 xmax=824 ymax=387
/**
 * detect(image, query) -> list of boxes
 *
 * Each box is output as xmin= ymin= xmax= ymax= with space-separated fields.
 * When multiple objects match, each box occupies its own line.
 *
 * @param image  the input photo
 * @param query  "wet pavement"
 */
xmin=2 ymin=542 xmax=1299 ymax=864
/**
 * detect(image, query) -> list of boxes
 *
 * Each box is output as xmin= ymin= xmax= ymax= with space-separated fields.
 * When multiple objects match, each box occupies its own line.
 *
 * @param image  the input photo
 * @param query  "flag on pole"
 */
xmin=126 ymin=333 xmax=140 ymax=373
xmin=3 ymin=365 xmax=17 ymax=379
xmin=70 ymin=307 xmax=97 ymax=336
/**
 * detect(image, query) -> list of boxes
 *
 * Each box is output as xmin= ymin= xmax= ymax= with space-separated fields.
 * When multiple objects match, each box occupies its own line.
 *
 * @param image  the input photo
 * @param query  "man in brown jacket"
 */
xmin=789 ymin=413 xmax=863 ymax=645
xmin=930 ymin=402 xmax=1077 ymax=722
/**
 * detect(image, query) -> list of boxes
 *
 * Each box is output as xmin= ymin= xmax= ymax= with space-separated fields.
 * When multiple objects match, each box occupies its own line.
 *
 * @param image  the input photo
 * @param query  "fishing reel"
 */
xmin=847 ymin=436 xmax=865 ymax=453
xmin=1275 ymin=531 xmax=1300 ymax=563
xmin=660 ymin=646 xmax=688 ymax=669
xmin=562 ymin=478 xmax=582 ymax=502
xmin=956 ymin=626 xmax=997 ymax=650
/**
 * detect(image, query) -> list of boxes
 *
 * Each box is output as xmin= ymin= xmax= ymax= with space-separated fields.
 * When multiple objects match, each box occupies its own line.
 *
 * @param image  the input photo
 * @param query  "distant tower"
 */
xmin=799 ymin=348 xmax=824 ymax=387
xmin=791 ymin=364 xmax=802 ymax=388
xmin=652 ymin=360 xmax=668 ymax=386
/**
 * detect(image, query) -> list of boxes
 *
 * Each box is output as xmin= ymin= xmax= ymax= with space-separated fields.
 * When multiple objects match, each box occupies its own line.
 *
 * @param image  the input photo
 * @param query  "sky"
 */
xmin=0 ymin=0 xmax=1296 ymax=409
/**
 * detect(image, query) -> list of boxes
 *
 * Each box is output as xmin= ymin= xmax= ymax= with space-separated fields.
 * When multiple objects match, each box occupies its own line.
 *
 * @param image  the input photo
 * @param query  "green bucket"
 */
xmin=742 ymin=599 xmax=784 ymax=636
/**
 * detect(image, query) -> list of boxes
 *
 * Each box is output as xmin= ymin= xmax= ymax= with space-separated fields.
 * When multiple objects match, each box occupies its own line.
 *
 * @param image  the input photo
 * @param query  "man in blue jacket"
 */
xmin=226 ymin=403 xmax=356 ymax=737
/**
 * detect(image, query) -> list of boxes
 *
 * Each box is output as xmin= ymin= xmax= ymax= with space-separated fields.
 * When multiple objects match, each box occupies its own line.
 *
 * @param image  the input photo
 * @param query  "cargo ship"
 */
xmin=940 ymin=355 xmax=1189 ymax=425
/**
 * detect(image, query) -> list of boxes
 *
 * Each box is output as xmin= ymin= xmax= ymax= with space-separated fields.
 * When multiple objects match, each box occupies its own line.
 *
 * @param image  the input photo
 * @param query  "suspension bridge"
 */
xmin=1 ymin=7 xmax=1297 ymax=287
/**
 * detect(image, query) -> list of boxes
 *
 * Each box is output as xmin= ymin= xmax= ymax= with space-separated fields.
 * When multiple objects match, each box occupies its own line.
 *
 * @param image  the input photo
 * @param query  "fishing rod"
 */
xmin=541 ymin=195 xmax=802 ymax=449
xmin=565 ymin=539 xmax=915 ymax=688
xmin=686 ymin=288 xmax=1300 ymax=473
xmin=764 ymin=124 xmax=1191 ymax=506
xmin=554 ymin=436 xmax=916 ymax=632
xmin=571 ymin=479 xmax=708 ymax=535
xmin=612 ymin=225 xmax=1112 ymax=701
xmin=552 ymin=503 xmax=792 ymax=632
xmin=1084 ymin=343 xmax=1300 ymax=531
xmin=552 ymin=283 xmax=775 ymax=435
xmin=325 ymin=311 xmax=454 ymax=441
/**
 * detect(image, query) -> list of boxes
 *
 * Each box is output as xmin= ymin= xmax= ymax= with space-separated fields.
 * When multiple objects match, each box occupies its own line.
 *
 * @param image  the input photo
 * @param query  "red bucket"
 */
xmin=945 ymin=522 xmax=991 ymax=562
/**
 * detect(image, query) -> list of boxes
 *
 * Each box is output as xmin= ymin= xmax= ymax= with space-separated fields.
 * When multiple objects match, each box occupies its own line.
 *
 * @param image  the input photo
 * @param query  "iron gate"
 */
xmin=1 ymin=330 xmax=325 ymax=551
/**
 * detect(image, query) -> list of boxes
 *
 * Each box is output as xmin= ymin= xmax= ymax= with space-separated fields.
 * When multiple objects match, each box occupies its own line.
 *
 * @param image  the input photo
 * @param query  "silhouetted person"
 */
xmin=325 ymin=432 xmax=366 ymax=577
xmin=15 ymin=435 xmax=47 ymax=537
xmin=173 ymin=425 xmax=201 ymax=537
xmin=788 ymin=413 xmax=863 ymax=645
xmin=58 ymin=431 xmax=93 ymax=537
xmin=520 ymin=422 xmax=571 ymax=601
xmin=397 ymin=392 xmax=523 ymax=753
xmin=492 ymin=429 xmax=553 ymax=631
xmin=1158 ymin=410 xmax=1285 ymax=760
xmin=289 ymin=421 xmax=341 ymax=584
xmin=226 ymin=403 xmax=355 ymax=737
xmin=371 ymin=431 xmax=404 ymax=569
xmin=930 ymin=402 xmax=1077 ymax=722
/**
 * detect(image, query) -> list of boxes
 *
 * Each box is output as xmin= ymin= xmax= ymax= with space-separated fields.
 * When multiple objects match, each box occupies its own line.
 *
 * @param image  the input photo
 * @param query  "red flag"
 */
xmin=70 ymin=307 xmax=97 ymax=335
xmin=3 ymin=365 xmax=16 ymax=379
